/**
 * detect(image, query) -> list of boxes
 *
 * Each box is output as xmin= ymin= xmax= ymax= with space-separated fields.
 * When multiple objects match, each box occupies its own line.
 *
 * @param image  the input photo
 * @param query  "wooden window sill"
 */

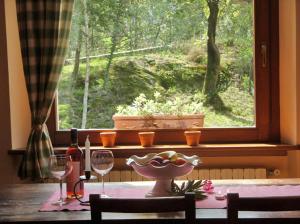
xmin=8 ymin=143 xmax=298 ymax=158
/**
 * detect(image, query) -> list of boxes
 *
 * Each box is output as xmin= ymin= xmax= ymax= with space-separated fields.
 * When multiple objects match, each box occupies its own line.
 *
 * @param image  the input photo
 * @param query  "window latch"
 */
xmin=261 ymin=43 xmax=267 ymax=68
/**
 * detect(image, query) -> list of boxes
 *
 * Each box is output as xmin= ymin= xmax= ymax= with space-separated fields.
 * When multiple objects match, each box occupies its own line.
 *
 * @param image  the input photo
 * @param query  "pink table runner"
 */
xmin=40 ymin=184 xmax=300 ymax=212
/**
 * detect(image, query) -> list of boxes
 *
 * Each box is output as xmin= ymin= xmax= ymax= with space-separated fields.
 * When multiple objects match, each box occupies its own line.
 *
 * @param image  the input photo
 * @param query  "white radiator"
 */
xmin=46 ymin=168 xmax=280 ymax=183
xmin=100 ymin=168 xmax=271 ymax=182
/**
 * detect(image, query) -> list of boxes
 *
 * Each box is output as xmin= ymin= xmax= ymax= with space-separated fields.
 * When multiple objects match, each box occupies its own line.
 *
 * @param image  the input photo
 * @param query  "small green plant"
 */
xmin=170 ymin=179 xmax=207 ymax=200
xmin=115 ymin=91 xmax=204 ymax=116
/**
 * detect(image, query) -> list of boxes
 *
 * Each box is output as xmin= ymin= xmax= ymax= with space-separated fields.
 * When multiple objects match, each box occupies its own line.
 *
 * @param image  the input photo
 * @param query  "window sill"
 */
xmin=8 ymin=143 xmax=298 ymax=158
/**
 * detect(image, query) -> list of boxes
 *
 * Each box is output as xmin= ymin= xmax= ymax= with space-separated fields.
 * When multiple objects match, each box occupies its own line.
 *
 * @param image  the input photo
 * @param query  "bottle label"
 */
xmin=67 ymin=161 xmax=80 ymax=193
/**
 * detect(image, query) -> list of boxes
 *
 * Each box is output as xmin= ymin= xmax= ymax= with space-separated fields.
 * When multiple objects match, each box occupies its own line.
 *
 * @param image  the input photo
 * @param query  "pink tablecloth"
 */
xmin=39 ymin=184 xmax=300 ymax=212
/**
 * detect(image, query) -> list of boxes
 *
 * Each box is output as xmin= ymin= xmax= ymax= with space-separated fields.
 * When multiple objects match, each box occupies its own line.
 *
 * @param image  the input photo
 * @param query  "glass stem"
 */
xmin=101 ymin=175 xmax=105 ymax=195
xmin=59 ymin=179 xmax=63 ymax=203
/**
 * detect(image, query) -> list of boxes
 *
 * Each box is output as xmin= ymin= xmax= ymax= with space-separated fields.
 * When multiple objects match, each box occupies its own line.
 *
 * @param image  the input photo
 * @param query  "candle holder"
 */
xmin=73 ymin=170 xmax=96 ymax=206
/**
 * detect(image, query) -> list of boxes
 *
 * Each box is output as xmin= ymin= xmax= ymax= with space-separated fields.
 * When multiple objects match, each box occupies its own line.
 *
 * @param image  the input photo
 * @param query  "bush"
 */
xmin=116 ymin=91 xmax=204 ymax=116
xmin=186 ymin=47 xmax=206 ymax=63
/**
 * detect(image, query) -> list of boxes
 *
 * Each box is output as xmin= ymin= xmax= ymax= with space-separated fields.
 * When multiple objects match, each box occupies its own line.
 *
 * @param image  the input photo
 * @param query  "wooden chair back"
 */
xmin=89 ymin=192 xmax=195 ymax=224
xmin=227 ymin=193 xmax=300 ymax=224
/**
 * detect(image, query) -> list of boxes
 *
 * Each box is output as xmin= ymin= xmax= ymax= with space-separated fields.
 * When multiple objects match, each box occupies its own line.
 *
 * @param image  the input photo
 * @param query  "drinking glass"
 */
xmin=49 ymin=154 xmax=73 ymax=206
xmin=91 ymin=150 xmax=114 ymax=197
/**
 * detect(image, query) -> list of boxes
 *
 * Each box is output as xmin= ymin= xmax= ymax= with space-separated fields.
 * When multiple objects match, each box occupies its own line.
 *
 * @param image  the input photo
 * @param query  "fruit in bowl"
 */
xmin=126 ymin=151 xmax=201 ymax=197
xmin=149 ymin=151 xmax=187 ymax=167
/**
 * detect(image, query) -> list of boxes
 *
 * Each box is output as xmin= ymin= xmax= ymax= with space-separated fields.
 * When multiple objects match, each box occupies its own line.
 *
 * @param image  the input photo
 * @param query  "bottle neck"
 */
xmin=70 ymin=142 xmax=78 ymax=147
xmin=70 ymin=128 xmax=78 ymax=146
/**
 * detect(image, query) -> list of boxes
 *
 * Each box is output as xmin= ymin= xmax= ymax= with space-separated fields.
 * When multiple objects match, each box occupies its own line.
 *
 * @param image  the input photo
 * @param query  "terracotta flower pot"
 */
xmin=113 ymin=114 xmax=204 ymax=129
xmin=100 ymin=132 xmax=117 ymax=147
xmin=184 ymin=131 xmax=201 ymax=146
xmin=138 ymin=132 xmax=155 ymax=147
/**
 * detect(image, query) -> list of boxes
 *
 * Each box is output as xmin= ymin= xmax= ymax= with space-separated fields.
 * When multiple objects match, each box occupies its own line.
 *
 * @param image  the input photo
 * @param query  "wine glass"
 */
xmin=49 ymin=154 xmax=73 ymax=206
xmin=91 ymin=150 xmax=114 ymax=197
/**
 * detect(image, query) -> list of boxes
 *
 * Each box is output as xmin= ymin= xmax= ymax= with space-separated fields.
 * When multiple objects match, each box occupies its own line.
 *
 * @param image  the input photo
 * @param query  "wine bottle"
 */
xmin=66 ymin=128 xmax=84 ymax=198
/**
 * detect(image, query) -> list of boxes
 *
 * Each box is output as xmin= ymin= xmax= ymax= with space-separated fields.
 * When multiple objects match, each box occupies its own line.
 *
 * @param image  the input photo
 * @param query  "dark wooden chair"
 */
xmin=89 ymin=192 xmax=196 ymax=224
xmin=227 ymin=193 xmax=300 ymax=224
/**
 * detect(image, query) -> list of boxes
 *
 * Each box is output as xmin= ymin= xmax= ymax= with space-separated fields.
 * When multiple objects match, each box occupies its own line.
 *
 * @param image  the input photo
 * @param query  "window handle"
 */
xmin=261 ymin=43 xmax=267 ymax=68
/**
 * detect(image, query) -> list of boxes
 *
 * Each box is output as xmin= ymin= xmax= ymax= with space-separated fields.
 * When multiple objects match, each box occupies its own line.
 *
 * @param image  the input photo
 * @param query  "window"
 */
xmin=48 ymin=0 xmax=279 ymax=146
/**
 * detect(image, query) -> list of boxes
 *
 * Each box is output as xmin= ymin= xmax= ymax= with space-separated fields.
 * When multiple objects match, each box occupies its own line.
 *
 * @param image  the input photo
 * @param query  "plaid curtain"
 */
xmin=17 ymin=0 xmax=74 ymax=180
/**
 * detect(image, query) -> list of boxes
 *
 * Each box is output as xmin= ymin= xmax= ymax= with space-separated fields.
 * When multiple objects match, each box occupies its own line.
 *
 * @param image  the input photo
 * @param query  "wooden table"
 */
xmin=1 ymin=179 xmax=300 ymax=224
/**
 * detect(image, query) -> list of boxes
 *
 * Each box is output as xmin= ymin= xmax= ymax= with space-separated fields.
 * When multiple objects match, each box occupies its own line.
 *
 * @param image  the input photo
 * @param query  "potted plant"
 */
xmin=113 ymin=92 xmax=204 ymax=129
xmin=100 ymin=131 xmax=117 ymax=147
xmin=138 ymin=132 xmax=155 ymax=147
xmin=184 ymin=130 xmax=201 ymax=146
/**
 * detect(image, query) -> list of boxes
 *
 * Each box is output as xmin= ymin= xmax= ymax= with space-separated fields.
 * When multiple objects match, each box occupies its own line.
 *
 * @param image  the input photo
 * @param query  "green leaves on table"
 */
xmin=170 ymin=179 xmax=208 ymax=200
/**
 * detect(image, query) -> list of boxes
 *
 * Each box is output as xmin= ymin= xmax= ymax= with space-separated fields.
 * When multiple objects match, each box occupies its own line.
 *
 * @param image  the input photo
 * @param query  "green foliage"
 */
xmin=170 ymin=179 xmax=207 ymax=200
xmin=219 ymin=86 xmax=254 ymax=123
xmin=202 ymin=86 xmax=254 ymax=127
xmin=59 ymin=52 xmax=255 ymax=129
xmin=217 ymin=64 xmax=234 ymax=92
xmin=58 ymin=0 xmax=255 ymax=129
xmin=116 ymin=91 xmax=204 ymax=116
xmin=186 ymin=46 xmax=206 ymax=64
xmin=58 ymin=104 xmax=72 ymax=128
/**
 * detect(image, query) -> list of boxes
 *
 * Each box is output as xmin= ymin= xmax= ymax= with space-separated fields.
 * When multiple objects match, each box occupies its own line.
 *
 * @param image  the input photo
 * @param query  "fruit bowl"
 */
xmin=126 ymin=151 xmax=201 ymax=197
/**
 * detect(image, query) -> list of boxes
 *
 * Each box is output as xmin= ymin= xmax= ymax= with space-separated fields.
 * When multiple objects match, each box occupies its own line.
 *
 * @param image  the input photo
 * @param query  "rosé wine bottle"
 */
xmin=66 ymin=128 xmax=84 ymax=198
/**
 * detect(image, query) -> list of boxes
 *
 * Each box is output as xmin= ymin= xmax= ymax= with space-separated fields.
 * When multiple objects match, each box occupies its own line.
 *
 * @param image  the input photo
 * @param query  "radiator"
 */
xmin=99 ymin=168 xmax=274 ymax=182
xmin=46 ymin=168 xmax=280 ymax=183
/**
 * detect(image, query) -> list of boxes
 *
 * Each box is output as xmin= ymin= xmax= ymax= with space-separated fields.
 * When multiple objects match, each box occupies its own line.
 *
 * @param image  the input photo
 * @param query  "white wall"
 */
xmin=279 ymin=0 xmax=300 ymax=144
xmin=296 ymin=1 xmax=300 ymax=143
xmin=279 ymin=0 xmax=300 ymax=177
xmin=5 ymin=0 xmax=31 ymax=149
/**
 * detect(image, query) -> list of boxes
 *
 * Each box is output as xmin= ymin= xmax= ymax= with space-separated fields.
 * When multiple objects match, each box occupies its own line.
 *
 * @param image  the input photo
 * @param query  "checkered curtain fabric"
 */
xmin=17 ymin=0 xmax=74 ymax=180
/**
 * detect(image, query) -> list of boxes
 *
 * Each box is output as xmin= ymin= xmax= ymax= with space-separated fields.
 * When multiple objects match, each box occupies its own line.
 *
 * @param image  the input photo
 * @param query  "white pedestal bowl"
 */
xmin=126 ymin=153 xmax=201 ymax=197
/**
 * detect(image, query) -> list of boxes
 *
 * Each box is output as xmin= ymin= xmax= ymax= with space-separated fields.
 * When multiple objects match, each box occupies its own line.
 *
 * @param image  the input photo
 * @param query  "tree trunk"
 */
xmin=104 ymin=34 xmax=118 ymax=87
xmin=133 ymin=9 xmax=139 ymax=49
xmin=249 ymin=57 xmax=254 ymax=95
xmin=129 ymin=17 xmax=133 ymax=50
xmin=168 ymin=20 xmax=173 ymax=44
xmin=103 ymin=2 xmax=122 ymax=87
xmin=69 ymin=28 xmax=82 ymax=118
xmin=91 ymin=27 xmax=94 ymax=52
xmin=203 ymin=0 xmax=220 ymax=96
xmin=81 ymin=0 xmax=90 ymax=129
xmin=71 ymin=29 xmax=82 ymax=85
xmin=153 ymin=18 xmax=164 ymax=46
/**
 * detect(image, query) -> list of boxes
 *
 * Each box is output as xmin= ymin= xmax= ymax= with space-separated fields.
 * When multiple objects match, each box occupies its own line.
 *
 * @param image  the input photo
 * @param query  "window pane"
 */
xmin=58 ymin=0 xmax=254 ymax=130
